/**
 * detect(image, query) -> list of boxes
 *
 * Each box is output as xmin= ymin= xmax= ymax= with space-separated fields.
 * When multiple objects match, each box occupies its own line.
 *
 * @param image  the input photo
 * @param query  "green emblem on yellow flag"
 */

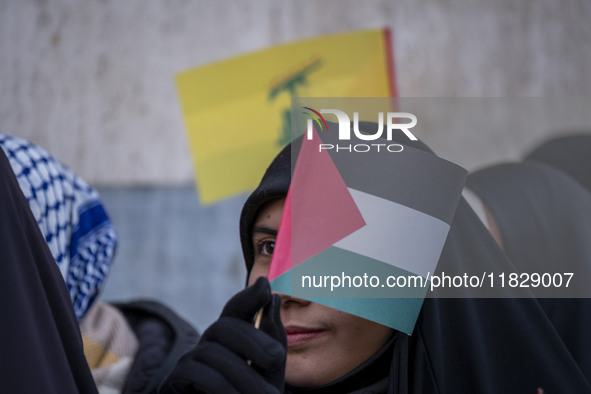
xmin=176 ymin=28 xmax=396 ymax=204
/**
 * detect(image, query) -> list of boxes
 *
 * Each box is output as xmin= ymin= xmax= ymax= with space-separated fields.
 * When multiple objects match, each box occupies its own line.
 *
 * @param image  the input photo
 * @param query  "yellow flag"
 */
xmin=176 ymin=28 xmax=396 ymax=204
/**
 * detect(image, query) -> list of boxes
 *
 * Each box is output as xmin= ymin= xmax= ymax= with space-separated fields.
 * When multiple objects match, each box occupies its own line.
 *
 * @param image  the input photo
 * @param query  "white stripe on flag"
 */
xmin=334 ymin=188 xmax=450 ymax=278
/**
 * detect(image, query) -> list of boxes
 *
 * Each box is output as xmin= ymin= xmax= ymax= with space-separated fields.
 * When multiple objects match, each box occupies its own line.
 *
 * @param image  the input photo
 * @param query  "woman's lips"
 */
xmin=284 ymin=325 xmax=327 ymax=347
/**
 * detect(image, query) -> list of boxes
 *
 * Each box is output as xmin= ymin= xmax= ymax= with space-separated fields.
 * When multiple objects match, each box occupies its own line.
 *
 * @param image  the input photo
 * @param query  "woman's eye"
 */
xmin=260 ymin=240 xmax=276 ymax=256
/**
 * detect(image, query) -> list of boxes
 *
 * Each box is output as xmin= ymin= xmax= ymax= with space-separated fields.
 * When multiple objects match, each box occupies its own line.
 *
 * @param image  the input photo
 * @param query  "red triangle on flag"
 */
xmin=268 ymin=127 xmax=366 ymax=281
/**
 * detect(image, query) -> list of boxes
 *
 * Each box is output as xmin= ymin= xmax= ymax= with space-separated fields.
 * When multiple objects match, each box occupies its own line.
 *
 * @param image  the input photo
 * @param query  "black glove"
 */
xmin=159 ymin=277 xmax=286 ymax=394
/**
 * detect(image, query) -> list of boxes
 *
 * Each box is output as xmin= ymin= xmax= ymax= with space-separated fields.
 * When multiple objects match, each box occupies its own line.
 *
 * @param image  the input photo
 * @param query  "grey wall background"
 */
xmin=2 ymin=0 xmax=591 ymax=332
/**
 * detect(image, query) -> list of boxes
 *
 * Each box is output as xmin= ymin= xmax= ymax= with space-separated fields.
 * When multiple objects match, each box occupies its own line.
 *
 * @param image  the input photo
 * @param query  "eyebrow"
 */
xmin=252 ymin=226 xmax=278 ymax=236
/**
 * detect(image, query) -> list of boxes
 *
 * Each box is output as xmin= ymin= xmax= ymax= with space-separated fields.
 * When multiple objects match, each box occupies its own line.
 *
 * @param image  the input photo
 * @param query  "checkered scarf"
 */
xmin=0 ymin=134 xmax=117 ymax=321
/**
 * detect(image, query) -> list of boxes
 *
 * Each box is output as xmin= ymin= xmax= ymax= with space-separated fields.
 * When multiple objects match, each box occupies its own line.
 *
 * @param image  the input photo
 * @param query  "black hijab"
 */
xmin=239 ymin=122 xmax=591 ymax=393
xmin=525 ymin=133 xmax=591 ymax=193
xmin=467 ymin=161 xmax=591 ymax=383
xmin=0 ymin=148 xmax=97 ymax=393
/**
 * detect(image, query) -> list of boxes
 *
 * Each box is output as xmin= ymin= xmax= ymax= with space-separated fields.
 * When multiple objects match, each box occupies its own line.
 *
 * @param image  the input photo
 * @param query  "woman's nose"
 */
xmin=275 ymin=291 xmax=311 ymax=307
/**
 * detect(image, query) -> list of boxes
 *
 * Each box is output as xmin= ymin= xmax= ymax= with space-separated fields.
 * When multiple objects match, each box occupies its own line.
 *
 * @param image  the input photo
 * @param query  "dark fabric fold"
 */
xmin=467 ymin=161 xmax=591 ymax=384
xmin=118 ymin=300 xmax=201 ymax=394
xmin=525 ymin=133 xmax=591 ymax=193
xmin=0 ymin=147 xmax=97 ymax=393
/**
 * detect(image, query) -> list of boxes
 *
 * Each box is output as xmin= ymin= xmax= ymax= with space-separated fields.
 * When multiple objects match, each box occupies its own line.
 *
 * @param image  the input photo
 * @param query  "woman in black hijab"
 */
xmin=467 ymin=160 xmax=591 ymax=383
xmin=0 ymin=148 xmax=97 ymax=393
xmin=162 ymin=124 xmax=591 ymax=393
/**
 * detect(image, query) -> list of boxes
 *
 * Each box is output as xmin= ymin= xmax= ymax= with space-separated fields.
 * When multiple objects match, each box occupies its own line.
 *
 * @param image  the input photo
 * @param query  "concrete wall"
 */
xmin=2 ymin=0 xmax=590 ymax=185
xmin=97 ymin=186 xmax=247 ymax=332
xmin=2 ymin=1 xmax=591 ymax=331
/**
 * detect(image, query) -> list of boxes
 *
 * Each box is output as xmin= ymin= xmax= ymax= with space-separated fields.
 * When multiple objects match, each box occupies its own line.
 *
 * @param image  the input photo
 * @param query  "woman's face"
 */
xmin=248 ymin=198 xmax=393 ymax=387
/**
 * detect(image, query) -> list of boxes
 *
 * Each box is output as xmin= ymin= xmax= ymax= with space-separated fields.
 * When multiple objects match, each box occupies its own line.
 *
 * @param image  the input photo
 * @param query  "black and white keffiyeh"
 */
xmin=0 ymin=133 xmax=117 ymax=321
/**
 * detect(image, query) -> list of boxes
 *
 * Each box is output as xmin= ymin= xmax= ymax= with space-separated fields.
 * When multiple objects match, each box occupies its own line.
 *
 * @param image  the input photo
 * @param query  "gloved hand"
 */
xmin=159 ymin=277 xmax=286 ymax=394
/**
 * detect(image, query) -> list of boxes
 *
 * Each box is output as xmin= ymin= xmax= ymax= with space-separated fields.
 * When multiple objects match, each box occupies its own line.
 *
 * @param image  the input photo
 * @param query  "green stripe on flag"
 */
xmin=308 ymin=297 xmax=424 ymax=335
xmin=270 ymin=246 xmax=431 ymax=334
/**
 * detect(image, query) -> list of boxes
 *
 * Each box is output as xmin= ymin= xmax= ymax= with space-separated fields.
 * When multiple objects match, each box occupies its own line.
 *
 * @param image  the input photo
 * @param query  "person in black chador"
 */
xmin=161 ymin=122 xmax=591 ymax=393
xmin=0 ymin=146 xmax=97 ymax=393
xmin=467 ymin=160 xmax=591 ymax=384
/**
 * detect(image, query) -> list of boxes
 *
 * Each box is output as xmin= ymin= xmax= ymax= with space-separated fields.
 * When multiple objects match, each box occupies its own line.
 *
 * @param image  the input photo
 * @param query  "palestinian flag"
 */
xmin=269 ymin=126 xmax=467 ymax=335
